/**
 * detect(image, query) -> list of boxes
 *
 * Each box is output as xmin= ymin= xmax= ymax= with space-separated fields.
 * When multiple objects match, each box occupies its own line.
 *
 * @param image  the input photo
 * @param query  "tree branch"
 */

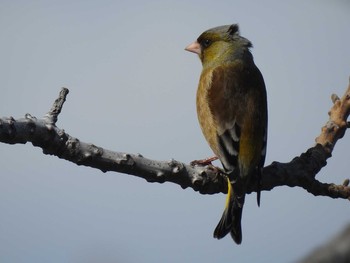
xmin=297 ymin=223 xmax=350 ymax=263
xmin=1 ymin=80 xmax=350 ymax=200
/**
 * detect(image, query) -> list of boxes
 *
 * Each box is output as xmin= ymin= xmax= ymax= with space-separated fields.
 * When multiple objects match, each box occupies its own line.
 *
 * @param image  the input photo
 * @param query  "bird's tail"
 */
xmin=213 ymin=176 xmax=245 ymax=244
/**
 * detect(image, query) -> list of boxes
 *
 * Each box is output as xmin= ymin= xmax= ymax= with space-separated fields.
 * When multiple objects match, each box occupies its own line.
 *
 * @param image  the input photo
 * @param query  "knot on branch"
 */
xmin=66 ymin=137 xmax=80 ymax=157
xmin=0 ymin=117 xmax=17 ymax=142
xmin=168 ymin=159 xmax=185 ymax=174
xmin=116 ymin=153 xmax=135 ymax=166
xmin=24 ymin=114 xmax=37 ymax=135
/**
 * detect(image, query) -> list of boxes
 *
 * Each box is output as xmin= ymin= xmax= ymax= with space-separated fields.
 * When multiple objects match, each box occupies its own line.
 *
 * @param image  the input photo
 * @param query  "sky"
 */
xmin=0 ymin=1 xmax=350 ymax=262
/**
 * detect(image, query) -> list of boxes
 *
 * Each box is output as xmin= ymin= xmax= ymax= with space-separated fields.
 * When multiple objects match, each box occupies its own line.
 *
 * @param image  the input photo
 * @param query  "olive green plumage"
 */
xmin=186 ymin=24 xmax=268 ymax=244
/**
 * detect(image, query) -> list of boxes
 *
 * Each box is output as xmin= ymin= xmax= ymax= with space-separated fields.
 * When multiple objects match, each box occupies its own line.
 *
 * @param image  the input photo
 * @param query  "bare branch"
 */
xmin=297 ymin=223 xmax=350 ymax=263
xmin=1 ymin=80 xmax=350 ymax=200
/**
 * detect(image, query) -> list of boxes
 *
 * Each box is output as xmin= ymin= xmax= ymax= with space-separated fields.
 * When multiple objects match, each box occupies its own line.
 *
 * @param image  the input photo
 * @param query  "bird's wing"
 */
xmin=207 ymin=63 xmax=267 ymax=176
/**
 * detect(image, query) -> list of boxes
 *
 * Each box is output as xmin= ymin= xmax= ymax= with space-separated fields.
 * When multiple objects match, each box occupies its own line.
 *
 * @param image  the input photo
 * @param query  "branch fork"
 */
xmin=1 ymin=80 xmax=350 ymax=200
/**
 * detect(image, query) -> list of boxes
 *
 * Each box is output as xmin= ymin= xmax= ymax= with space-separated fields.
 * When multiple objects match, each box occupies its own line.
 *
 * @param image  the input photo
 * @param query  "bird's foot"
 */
xmin=191 ymin=156 xmax=225 ymax=180
xmin=190 ymin=156 xmax=218 ymax=166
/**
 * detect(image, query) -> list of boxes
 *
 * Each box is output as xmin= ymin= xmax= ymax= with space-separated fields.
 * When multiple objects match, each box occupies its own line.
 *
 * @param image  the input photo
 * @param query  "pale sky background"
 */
xmin=0 ymin=1 xmax=350 ymax=262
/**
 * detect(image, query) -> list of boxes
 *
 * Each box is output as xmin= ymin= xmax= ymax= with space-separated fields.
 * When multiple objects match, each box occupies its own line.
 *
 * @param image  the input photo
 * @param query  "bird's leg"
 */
xmin=191 ymin=155 xmax=222 ymax=172
xmin=190 ymin=156 xmax=218 ymax=166
xmin=191 ymin=156 xmax=225 ymax=180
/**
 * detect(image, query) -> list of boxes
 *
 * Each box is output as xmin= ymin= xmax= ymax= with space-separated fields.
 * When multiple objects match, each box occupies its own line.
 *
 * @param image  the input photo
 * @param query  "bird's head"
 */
xmin=185 ymin=24 xmax=252 ymax=68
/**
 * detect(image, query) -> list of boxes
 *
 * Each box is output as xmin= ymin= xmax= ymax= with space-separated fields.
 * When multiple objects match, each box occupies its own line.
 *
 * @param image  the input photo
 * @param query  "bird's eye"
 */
xmin=202 ymin=39 xmax=212 ymax=48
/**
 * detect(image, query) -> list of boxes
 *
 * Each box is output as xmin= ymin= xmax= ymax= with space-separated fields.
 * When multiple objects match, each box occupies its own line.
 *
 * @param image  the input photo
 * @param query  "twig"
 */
xmin=316 ymin=77 xmax=350 ymax=152
xmin=44 ymin=87 xmax=69 ymax=125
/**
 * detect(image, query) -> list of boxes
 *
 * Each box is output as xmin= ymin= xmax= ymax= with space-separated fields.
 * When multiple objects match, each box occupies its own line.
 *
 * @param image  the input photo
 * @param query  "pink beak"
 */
xmin=185 ymin=41 xmax=201 ymax=55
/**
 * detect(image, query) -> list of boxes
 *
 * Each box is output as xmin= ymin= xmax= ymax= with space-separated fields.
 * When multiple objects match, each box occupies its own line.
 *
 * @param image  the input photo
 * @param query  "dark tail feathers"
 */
xmin=213 ymin=180 xmax=245 ymax=244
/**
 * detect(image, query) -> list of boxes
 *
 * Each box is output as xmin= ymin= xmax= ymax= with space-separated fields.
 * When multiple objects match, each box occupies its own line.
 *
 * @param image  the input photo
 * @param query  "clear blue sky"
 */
xmin=0 ymin=1 xmax=349 ymax=262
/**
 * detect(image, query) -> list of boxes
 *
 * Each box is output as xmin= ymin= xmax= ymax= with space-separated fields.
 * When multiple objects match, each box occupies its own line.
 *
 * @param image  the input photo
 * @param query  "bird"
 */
xmin=185 ymin=24 xmax=267 ymax=244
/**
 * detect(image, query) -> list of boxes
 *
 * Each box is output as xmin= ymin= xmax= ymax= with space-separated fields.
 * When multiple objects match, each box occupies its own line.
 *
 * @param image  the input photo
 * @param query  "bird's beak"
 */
xmin=185 ymin=41 xmax=201 ymax=55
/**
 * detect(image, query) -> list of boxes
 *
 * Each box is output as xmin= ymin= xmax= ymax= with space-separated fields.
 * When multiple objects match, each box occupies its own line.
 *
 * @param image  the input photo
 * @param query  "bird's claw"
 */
xmin=191 ymin=156 xmax=224 ymax=176
xmin=190 ymin=156 xmax=218 ymax=166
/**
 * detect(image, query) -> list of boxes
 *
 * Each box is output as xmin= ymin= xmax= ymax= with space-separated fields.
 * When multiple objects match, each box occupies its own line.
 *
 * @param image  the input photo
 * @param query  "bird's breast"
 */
xmin=196 ymin=68 xmax=220 ymax=156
